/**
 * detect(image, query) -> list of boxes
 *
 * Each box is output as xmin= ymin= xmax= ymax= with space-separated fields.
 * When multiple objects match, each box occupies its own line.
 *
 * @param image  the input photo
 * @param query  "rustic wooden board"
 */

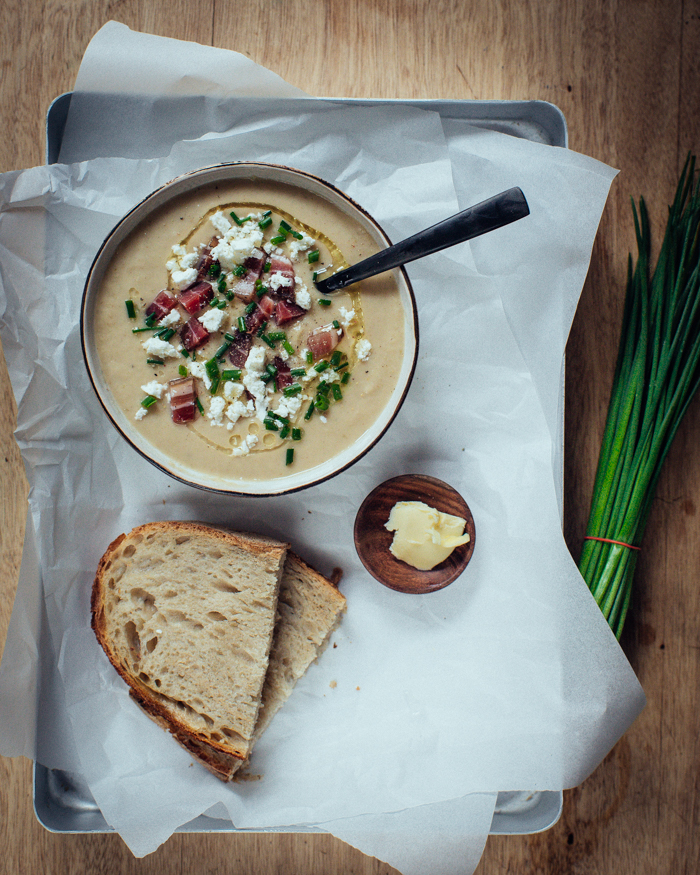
xmin=1 ymin=1 xmax=699 ymax=872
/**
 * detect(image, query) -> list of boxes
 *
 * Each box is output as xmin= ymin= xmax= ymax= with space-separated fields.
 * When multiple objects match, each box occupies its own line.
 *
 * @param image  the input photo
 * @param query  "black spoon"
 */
xmin=314 ymin=186 xmax=530 ymax=294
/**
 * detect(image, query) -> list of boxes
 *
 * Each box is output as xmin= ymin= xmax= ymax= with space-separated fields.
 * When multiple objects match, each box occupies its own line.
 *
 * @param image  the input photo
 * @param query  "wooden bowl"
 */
xmin=354 ymin=474 xmax=476 ymax=593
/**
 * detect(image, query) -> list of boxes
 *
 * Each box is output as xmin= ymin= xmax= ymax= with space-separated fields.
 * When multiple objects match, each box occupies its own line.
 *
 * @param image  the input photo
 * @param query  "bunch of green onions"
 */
xmin=579 ymin=154 xmax=700 ymax=639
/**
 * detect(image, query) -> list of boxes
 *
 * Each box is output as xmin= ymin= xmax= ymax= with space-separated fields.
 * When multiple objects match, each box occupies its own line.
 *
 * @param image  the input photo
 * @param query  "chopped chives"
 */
xmin=291 ymin=367 xmax=306 ymax=377
xmin=264 ymin=261 xmax=271 ymax=272
xmin=131 ymin=326 xmax=153 ymax=333
xmin=308 ymin=250 xmax=320 ymax=264
xmin=225 ymin=290 xmax=235 ymax=301
xmin=332 ymin=384 xmax=343 ymax=401
xmin=180 ymin=348 xmax=190 ymax=358
xmin=233 ymin=264 xmax=247 ymax=277
xmin=332 ymin=319 xmax=340 ymax=329
xmin=269 ymin=411 xmax=290 ymax=424
xmin=146 ymin=357 xmax=164 ymax=366
xmin=125 ymin=300 xmax=136 ymax=319
xmin=285 ymin=448 xmax=294 ymax=466
xmin=264 ymin=418 xmax=279 ymax=431
xmin=292 ymin=427 xmax=302 ymax=441
xmin=245 ymin=301 xmax=257 ymax=315
xmin=266 ymin=363 xmax=278 ymax=377
xmin=341 ymin=371 xmax=350 ymax=384
xmin=279 ymin=425 xmax=291 ymax=439
xmin=318 ymin=298 xmax=332 ymax=306
xmin=258 ymin=215 xmax=273 ymax=230
xmin=195 ymin=397 xmax=204 ymax=414
xmin=279 ymin=220 xmax=292 ymax=232
xmin=257 ymin=285 xmax=268 ymax=298
xmin=237 ymin=316 xmax=247 ymax=333
xmin=268 ymin=331 xmax=286 ymax=341
xmin=304 ymin=401 xmax=315 ymax=420
xmin=256 ymin=321 xmax=268 ymax=337
xmin=270 ymin=234 xmax=286 ymax=245
xmin=260 ymin=333 xmax=275 ymax=348
xmin=178 ymin=364 xmax=188 ymax=377
xmin=334 ymin=361 xmax=349 ymax=372
xmin=209 ymin=376 xmax=220 ymax=395
xmin=262 ymin=209 xmax=272 ymax=217
xmin=305 ymin=350 xmax=313 ymax=364
xmin=230 ymin=211 xmax=245 ymax=226
xmin=314 ymin=360 xmax=330 ymax=373
xmin=208 ymin=262 xmax=221 ymax=278
xmin=153 ymin=327 xmax=175 ymax=341
xmin=221 ymin=369 xmax=241 ymax=381
xmin=224 ymin=332 xmax=237 ymax=343
xmin=317 ymin=381 xmax=331 ymax=396
xmin=291 ymin=230 xmax=304 ymax=240
xmin=141 ymin=395 xmax=158 ymax=409
xmin=144 ymin=313 xmax=157 ymax=328
xmin=330 ymin=350 xmax=342 ymax=366
xmin=315 ymin=394 xmax=330 ymax=411
xmin=205 ymin=357 xmax=220 ymax=381
xmin=283 ymin=339 xmax=295 ymax=355
xmin=283 ymin=384 xmax=302 ymax=397
xmin=214 ymin=340 xmax=231 ymax=359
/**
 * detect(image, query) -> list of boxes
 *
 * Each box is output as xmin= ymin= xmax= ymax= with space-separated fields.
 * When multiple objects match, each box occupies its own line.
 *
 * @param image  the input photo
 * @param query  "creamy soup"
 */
xmin=93 ymin=178 xmax=407 ymax=484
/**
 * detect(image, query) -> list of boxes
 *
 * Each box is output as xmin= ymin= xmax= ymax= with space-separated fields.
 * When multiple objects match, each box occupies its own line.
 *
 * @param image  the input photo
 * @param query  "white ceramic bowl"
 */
xmin=81 ymin=162 xmax=418 ymax=496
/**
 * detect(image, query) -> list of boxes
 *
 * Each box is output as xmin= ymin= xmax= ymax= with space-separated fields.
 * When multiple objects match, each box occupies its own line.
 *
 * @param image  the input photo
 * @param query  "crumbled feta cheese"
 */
xmin=339 ymin=306 xmax=356 ymax=327
xmin=319 ymin=414 xmax=328 ymax=423
xmin=245 ymin=346 xmax=267 ymax=373
xmin=288 ymin=232 xmax=316 ymax=260
xmin=188 ymin=360 xmax=211 ymax=390
xmin=134 ymin=407 xmax=148 ymax=421
xmin=225 ymin=398 xmax=254 ymax=427
xmin=223 ymin=381 xmax=244 ymax=402
xmin=158 ymin=309 xmax=182 ymax=327
xmin=273 ymin=393 xmax=303 ymax=421
xmin=140 ymin=380 xmax=164 ymax=399
xmin=206 ymin=396 xmax=227 ymax=427
xmin=295 ymin=281 xmax=311 ymax=310
xmin=211 ymin=221 xmax=265 ymax=271
xmin=268 ymin=271 xmax=294 ymax=291
xmin=142 ymin=337 xmax=180 ymax=359
xmin=356 ymin=338 xmax=372 ymax=361
xmin=170 ymin=267 xmax=198 ymax=290
xmin=198 ymin=308 xmax=226 ymax=333
xmin=167 ymin=244 xmax=199 ymax=290
xmin=231 ymin=434 xmax=259 ymax=456
xmin=210 ymin=210 xmax=232 ymax=236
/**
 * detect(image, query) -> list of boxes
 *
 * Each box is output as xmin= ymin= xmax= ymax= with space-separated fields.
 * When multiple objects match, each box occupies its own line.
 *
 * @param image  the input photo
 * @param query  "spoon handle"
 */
xmin=315 ymin=186 xmax=529 ymax=293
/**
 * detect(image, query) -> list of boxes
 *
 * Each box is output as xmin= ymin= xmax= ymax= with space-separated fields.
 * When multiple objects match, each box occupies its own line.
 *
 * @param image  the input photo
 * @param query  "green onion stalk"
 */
xmin=579 ymin=154 xmax=700 ymax=639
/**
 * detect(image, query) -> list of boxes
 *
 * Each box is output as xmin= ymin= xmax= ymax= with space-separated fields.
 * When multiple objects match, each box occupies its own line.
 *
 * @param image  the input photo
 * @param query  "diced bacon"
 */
xmin=168 ymin=376 xmax=198 ymax=423
xmin=178 ymin=281 xmax=214 ymax=314
xmin=307 ymin=324 xmax=343 ymax=361
xmin=145 ymin=290 xmax=178 ymax=322
xmin=232 ymin=252 xmax=265 ymax=303
xmin=268 ymin=255 xmax=296 ymax=302
xmin=228 ymin=332 xmax=253 ymax=367
xmin=245 ymin=294 xmax=276 ymax=335
xmin=274 ymin=299 xmax=306 ymax=325
xmin=180 ymin=315 xmax=210 ymax=351
xmin=196 ymin=237 xmax=219 ymax=281
xmin=273 ymin=357 xmax=294 ymax=390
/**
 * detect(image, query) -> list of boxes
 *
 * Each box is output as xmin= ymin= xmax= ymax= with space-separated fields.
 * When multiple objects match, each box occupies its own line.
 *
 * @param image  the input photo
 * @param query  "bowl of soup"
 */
xmin=81 ymin=163 xmax=418 ymax=496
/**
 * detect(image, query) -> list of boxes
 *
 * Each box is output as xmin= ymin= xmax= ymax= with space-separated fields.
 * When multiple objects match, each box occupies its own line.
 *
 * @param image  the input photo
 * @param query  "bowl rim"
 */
xmin=80 ymin=161 xmax=419 ymax=497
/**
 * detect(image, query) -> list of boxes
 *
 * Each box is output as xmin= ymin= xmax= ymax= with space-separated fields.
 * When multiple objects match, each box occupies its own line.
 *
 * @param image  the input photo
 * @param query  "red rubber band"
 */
xmin=584 ymin=536 xmax=641 ymax=551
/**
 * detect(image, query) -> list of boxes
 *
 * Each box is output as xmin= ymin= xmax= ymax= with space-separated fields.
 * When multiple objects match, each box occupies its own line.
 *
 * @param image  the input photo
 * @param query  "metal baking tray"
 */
xmin=33 ymin=91 xmax=566 ymax=838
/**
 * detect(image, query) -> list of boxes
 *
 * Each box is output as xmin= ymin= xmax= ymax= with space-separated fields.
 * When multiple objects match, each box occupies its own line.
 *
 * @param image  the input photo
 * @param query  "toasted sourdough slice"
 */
xmin=175 ymin=551 xmax=347 ymax=781
xmin=91 ymin=521 xmax=288 ymax=777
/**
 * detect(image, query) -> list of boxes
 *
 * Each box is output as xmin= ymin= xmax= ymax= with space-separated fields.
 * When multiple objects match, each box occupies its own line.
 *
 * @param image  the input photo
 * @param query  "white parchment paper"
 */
xmin=0 ymin=22 xmax=645 ymax=873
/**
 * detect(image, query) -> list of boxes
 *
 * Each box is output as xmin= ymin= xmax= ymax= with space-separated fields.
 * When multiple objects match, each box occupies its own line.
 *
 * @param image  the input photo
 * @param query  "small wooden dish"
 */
xmin=354 ymin=474 xmax=476 ymax=593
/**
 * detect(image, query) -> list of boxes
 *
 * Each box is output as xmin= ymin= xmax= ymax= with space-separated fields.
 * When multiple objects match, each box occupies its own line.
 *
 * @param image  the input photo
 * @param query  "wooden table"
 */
xmin=1 ymin=2 xmax=698 ymax=872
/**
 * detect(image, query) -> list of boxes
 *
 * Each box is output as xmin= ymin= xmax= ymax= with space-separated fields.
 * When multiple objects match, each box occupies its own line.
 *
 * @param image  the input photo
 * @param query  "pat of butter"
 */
xmin=385 ymin=500 xmax=470 ymax=571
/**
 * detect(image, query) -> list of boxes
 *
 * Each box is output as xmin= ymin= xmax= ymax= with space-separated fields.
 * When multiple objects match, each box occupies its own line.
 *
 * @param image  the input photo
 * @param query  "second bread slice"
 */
xmin=91 ymin=521 xmax=288 ymax=774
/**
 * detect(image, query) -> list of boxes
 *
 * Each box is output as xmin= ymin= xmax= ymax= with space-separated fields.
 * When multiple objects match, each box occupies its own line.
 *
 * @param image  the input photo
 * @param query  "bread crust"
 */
xmin=91 ymin=521 xmax=288 ymax=776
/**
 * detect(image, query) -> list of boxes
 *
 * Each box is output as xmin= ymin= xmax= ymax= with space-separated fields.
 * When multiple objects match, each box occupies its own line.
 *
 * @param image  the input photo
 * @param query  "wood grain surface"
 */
xmin=1 ymin=1 xmax=699 ymax=873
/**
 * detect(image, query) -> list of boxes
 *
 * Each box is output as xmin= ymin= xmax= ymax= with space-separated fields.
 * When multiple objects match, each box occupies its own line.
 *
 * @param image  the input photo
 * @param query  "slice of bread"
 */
xmin=152 ymin=550 xmax=347 ymax=781
xmin=91 ymin=521 xmax=288 ymax=776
